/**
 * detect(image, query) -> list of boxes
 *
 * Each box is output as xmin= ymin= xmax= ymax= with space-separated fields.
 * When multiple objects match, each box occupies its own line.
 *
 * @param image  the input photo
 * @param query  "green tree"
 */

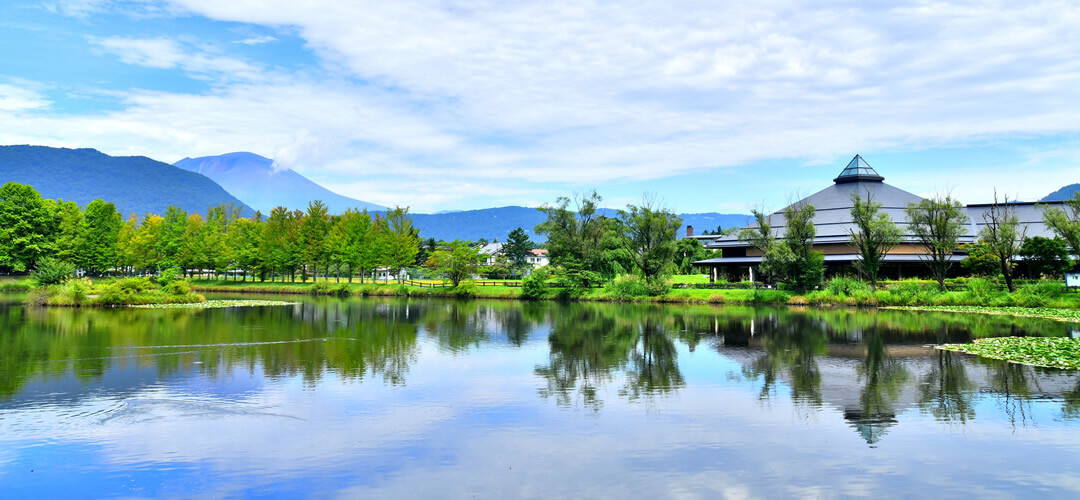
xmin=906 ymin=195 xmax=970 ymax=291
xmin=52 ymin=199 xmax=84 ymax=265
xmin=535 ymin=191 xmax=623 ymax=287
xmin=300 ymin=201 xmax=331 ymax=282
xmin=739 ymin=208 xmax=788 ymax=284
xmin=230 ymin=215 xmax=264 ymax=281
xmin=849 ymin=192 xmax=902 ymax=290
xmin=674 ymin=237 xmax=711 ymax=274
xmin=1019 ymin=236 xmax=1072 ymax=278
xmin=960 ymin=241 xmax=999 ymax=277
xmin=180 ymin=213 xmax=207 ymax=278
xmin=77 ymin=199 xmax=122 ymax=275
xmin=116 ymin=213 xmax=139 ymax=276
xmin=0 ymin=182 xmax=54 ymax=272
xmin=262 ymin=207 xmax=300 ymax=282
xmin=384 ymin=207 xmax=420 ymax=283
xmin=617 ymin=199 xmax=682 ymax=283
xmin=782 ymin=201 xmax=823 ymax=292
xmin=977 ymin=191 xmax=1026 ymax=292
xmin=157 ymin=206 xmax=189 ymax=269
xmin=1043 ymin=192 xmax=1080 ymax=261
xmin=502 ymin=227 xmax=534 ymax=274
xmin=430 ymin=240 xmax=483 ymax=286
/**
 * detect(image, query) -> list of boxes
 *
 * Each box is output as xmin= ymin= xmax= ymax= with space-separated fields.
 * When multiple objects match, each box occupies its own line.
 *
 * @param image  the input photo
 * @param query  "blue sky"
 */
xmin=2 ymin=1 xmax=1079 ymax=213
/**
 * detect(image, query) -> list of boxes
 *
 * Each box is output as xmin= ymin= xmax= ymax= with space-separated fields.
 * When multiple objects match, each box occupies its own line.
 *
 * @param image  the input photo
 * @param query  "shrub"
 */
xmin=964 ymin=278 xmax=995 ymax=304
xmin=454 ymin=280 xmax=477 ymax=298
xmin=30 ymin=258 xmax=76 ymax=287
xmin=610 ymin=274 xmax=648 ymax=301
xmin=163 ymin=280 xmax=193 ymax=296
xmin=521 ymin=273 xmax=548 ymax=300
xmin=645 ymin=278 xmax=672 ymax=297
xmin=157 ymin=267 xmax=184 ymax=286
xmin=66 ymin=278 xmax=92 ymax=305
xmin=825 ymin=276 xmax=870 ymax=296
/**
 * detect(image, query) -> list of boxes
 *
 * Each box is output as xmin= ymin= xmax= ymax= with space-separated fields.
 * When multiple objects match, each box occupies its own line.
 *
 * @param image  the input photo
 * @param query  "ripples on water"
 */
xmin=1 ymin=295 xmax=1079 ymax=497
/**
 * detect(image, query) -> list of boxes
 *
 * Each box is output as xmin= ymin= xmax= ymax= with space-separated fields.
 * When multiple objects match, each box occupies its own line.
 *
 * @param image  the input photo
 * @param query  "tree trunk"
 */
xmin=1001 ymin=258 xmax=1015 ymax=293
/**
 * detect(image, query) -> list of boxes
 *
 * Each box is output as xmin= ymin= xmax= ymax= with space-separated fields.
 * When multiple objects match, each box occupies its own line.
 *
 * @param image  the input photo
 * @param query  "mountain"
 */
xmin=0 ymin=145 xmax=254 ymax=217
xmin=408 ymin=206 xmax=752 ymax=242
xmin=1043 ymin=184 xmax=1080 ymax=202
xmin=174 ymin=152 xmax=386 ymax=214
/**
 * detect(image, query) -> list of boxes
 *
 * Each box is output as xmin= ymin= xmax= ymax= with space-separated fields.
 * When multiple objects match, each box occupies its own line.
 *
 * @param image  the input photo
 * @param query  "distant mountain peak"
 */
xmin=1043 ymin=183 xmax=1080 ymax=202
xmin=174 ymin=152 xmax=386 ymax=214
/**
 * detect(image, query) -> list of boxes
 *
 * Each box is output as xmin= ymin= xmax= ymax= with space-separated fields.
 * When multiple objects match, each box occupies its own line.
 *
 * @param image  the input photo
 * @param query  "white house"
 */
xmin=478 ymin=242 xmax=503 ymax=266
xmin=527 ymin=249 xmax=549 ymax=268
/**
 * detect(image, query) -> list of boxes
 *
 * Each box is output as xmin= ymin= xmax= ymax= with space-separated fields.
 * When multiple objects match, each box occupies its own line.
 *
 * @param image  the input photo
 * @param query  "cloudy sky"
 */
xmin=2 ymin=0 xmax=1079 ymax=213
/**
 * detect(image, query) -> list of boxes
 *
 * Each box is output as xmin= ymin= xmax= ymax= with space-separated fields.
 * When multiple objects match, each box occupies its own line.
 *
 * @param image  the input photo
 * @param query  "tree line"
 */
xmin=0 ymin=181 xmax=423 ymax=282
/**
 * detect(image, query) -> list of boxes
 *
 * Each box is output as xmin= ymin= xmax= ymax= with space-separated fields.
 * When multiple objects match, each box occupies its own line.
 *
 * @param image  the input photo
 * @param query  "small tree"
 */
xmin=978 ymin=191 xmax=1026 ymax=292
xmin=384 ymin=207 xmax=420 ymax=283
xmin=502 ymin=227 xmax=533 ymax=275
xmin=739 ymin=208 xmax=786 ymax=284
xmin=430 ymin=240 xmax=482 ymax=286
xmin=906 ymin=195 xmax=970 ymax=291
xmin=617 ymin=199 xmax=682 ymax=284
xmin=1043 ymin=192 xmax=1080 ymax=260
xmin=674 ymin=238 xmax=709 ymax=274
xmin=782 ymin=201 xmax=823 ymax=292
xmin=1019 ymin=236 xmax=1072 ymax=278
xmin=848 ymin=192 xmax=901 ymax=290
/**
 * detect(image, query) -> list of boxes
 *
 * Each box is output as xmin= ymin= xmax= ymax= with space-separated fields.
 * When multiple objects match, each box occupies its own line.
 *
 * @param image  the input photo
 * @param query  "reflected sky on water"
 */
xmin=1 ymin=295 xmax=1080 ymax=498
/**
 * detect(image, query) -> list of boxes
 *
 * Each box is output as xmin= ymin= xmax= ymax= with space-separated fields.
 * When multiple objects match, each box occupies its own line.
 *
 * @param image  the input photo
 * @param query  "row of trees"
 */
xmin=0 ymin=182 xmax=423 ymax=282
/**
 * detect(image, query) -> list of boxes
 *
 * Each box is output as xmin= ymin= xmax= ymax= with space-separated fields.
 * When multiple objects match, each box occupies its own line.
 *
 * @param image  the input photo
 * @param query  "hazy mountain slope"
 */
xmin=1043 ymin=184 xmax=1080 ymax=201
xmin=409 ymin=206 xmax=752 ymax=242
xmin=174 ymin=152 xmax=386 ymax=214
xmin=0 ymin=145 xmax=254 ymax=217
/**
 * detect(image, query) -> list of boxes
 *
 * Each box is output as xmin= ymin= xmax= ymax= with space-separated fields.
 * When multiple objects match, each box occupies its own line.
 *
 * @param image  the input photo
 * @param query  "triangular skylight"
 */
xmin=833 ymin=154 xmax=884 ymax=183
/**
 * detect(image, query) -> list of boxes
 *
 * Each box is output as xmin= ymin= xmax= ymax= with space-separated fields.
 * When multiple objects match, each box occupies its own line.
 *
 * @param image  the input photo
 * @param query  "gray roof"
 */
xmin=703 ymin=155 xmax=1065 ymax=250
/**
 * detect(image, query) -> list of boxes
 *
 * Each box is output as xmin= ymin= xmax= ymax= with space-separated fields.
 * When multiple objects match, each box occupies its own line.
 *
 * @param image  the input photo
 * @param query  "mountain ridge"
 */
xmin=1043 ymin=183 xmax=1080 ymax=202
xmin=0 ymin=145 xmax=254 ymax=217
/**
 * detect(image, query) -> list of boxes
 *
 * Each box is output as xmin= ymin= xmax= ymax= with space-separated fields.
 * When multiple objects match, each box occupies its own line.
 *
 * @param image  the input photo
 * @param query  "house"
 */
xmin=692 ymin=155 xmax=1065 ymax=281
xmin=527 ymin=249 xmax=549 ymax=268
xmin=477 ymin=242 xmax=503 ymax=266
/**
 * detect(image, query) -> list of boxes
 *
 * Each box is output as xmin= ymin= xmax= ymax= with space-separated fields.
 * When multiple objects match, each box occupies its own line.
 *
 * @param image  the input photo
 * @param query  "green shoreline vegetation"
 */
xmin=939 ymin=337 xmax=1080 ymax=369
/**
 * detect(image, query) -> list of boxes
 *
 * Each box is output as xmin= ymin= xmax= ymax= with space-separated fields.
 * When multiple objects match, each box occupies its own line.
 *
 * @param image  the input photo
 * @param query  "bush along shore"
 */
xmin=938 ymin=337 xmax=1080 ymax=369
xmin=26 ymin=264 xmax=205 ymax=307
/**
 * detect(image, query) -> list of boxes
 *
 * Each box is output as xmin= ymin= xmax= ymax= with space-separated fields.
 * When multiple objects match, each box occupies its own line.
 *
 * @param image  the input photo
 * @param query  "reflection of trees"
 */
xmin=857 ymin=329 xmax=909 ymax=418
xmin=535 ymin=304 xmax=683 ymax=410
xmin=918 ymin=350 xmax=976 ymax=423
xmin=0 ymin=300 xmax=422 ymax=398
xmin=741 ymin=313 xmax=826 ymax=407
xmin=986 ymin=361 xmax=1035 ymax=427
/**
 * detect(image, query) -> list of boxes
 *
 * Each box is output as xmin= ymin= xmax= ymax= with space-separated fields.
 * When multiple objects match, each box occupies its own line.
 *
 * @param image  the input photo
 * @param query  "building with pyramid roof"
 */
xmin=693 ymin=155 xmax=1065 ymax=280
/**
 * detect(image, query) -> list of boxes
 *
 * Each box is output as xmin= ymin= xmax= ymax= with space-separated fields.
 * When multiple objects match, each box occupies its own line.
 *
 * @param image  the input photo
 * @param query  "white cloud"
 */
xmin=17 ymin=0 xmax=1080 ymax=211
xmin=92 ymin=37 xmax=265 ymax=81
xmin=0 ymin=83 xmax=50 ymax=111
xmin=234 ymin=35 xmax=276 ymax=45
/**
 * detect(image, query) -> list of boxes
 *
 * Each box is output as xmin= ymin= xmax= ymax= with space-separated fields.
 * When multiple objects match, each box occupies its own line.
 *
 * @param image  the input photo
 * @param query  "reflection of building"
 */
xmin=718 ymin=343 xmax=1080 ymax=445
xmin=693 ymin=155 xmax=1065 ymax=279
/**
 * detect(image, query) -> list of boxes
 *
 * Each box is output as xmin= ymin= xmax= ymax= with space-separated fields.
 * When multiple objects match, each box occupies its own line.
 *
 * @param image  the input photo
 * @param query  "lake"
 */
xmin=2 ymin=295 xmax=1080 ymax=498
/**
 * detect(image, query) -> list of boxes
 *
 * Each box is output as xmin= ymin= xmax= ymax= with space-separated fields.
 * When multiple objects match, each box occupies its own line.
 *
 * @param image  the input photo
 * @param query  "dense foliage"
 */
xmin=0 ymin=182 xmax=423 ymax=283
xmin=940 ymin=337 xmax=1080 ymax=369
xmin=848 ymin=192 xmax=901 ymax=290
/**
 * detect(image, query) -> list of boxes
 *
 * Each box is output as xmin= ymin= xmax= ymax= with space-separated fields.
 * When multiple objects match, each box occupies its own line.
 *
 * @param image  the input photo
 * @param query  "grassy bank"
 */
xmin=28 ymin=277 xmax=205 ymax=307
xmin=939 ymin=337 xmax=1080 ymax=369
xmin=191 ymin=276 xmax=1080 ymax=311
xmin=192 ymin=278 xmax=797 ymax=304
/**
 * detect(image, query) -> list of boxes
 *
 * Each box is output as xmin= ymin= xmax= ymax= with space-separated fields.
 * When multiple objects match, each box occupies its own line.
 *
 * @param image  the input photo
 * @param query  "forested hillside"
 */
xmin=0 ymin=146 xmax=254 ymax=217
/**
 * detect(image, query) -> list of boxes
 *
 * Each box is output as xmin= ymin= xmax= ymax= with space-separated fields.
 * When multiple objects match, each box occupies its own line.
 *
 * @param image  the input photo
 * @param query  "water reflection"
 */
xmin=3 ymin=297 xmax=1080 ymax=496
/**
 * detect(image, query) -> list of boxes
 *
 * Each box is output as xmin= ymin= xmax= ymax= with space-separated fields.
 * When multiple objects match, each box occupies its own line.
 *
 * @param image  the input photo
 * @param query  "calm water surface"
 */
xmin=2 ymin=294 xmax=1080 ymax=498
